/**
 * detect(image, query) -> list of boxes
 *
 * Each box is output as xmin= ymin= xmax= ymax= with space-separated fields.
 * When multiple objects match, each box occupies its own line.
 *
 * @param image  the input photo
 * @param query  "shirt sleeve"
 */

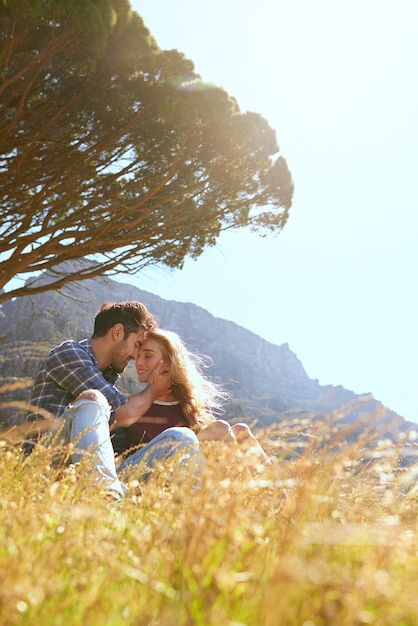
xmin=44 ymin=342 xmax=128 ymax=413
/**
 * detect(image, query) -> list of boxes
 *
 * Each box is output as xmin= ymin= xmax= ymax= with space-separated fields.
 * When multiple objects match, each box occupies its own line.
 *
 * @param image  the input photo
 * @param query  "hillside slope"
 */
xmin=0 ymin=271 xmax=413 ymax=445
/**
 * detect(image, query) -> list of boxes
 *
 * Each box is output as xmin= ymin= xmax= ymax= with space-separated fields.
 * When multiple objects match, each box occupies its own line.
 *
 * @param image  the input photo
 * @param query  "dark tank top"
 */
xmin=125 ymin=400 xmax=188 ymax=447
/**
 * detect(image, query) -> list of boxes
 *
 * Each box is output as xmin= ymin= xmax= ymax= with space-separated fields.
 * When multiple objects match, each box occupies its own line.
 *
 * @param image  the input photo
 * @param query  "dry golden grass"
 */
xmin=1 ymin=417 xmax=418 ymax=625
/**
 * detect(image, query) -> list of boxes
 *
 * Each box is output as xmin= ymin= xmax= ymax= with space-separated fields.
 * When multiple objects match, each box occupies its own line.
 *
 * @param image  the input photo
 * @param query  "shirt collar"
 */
xmin=80 ymin=338 xmax=120 ymax=384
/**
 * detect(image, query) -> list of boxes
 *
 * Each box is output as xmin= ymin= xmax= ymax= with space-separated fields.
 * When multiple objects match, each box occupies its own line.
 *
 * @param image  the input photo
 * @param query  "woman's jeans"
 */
xmin=44 ymin=398 xmax=202 ymax=499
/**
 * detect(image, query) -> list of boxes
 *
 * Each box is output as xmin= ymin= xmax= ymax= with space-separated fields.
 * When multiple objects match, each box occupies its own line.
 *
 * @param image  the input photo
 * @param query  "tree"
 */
xmin=0 ymin=0 xmax=293 ymax=304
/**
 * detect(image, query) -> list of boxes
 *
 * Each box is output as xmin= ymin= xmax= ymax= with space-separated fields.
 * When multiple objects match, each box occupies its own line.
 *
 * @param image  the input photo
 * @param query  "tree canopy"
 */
xmin=0 ymin=0 xmax=293 ymax=303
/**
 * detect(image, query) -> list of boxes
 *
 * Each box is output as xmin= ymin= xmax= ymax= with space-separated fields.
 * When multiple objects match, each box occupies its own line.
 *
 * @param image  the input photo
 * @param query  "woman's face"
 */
xmin=135 ymin=337 xmax=169 ymax=383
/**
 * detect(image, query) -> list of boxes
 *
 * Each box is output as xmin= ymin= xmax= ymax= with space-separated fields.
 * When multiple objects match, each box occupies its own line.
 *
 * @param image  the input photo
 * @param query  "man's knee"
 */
xmin=69 ymin=389 xmax=111 ymax=425
xmin=74 ymin=389 xmax=109 ymax=409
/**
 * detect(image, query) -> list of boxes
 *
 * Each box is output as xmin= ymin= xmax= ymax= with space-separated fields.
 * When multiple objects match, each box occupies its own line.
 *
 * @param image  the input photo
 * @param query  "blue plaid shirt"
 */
xmin=28 ymin=338 xmax=128 ymax=421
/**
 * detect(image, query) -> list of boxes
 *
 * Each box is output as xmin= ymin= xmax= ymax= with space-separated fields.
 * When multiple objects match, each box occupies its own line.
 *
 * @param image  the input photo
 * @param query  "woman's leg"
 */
xmin=118 ymin=427 xmax=203 ymax=481
xmin=232 ymin=422 xmax=271 ymax=465
xmin=197 ymin=419 xmax=238 ymax=444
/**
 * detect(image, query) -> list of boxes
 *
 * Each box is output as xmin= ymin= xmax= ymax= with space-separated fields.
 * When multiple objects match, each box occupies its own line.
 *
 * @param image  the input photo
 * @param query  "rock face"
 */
xmin=0 ymin=271 xmax=414 ymax=442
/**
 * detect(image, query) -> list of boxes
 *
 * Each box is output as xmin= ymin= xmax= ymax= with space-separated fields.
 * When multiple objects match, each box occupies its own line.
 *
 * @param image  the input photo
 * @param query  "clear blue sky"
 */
xmin=132 ymin=1 xmax=417 ymax=422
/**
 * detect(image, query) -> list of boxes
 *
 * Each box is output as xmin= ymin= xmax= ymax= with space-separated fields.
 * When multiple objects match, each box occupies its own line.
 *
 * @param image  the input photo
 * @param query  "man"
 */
xmin=27 ymin=301 xmax=200 ymax=499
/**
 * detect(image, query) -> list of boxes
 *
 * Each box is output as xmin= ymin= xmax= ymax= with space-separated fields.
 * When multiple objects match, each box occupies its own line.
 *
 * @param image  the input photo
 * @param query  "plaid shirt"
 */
xmin=28 ymin=338 xmax=128 ymax=421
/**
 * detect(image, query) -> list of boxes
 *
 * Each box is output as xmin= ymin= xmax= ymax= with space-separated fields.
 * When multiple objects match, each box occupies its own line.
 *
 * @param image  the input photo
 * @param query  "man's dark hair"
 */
xmin=92 ymin=301 xmax=157 ymax=338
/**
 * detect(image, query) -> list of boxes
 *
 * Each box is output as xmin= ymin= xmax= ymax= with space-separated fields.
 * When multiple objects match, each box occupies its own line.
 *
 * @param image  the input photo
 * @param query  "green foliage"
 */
xmin=1 ymin=419 xmax=418 ymax=625
xmin=0 ymin=0 xmax=293 ymax=303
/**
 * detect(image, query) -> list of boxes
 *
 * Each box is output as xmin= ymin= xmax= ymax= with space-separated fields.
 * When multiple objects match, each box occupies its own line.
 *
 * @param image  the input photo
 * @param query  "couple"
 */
xmin=27 ymin=301 xmax=269 ymax=499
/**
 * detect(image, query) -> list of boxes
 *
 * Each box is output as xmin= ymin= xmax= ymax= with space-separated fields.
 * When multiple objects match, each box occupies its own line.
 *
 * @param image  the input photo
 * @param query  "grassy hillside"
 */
xmin=1 ymin=418 xmax=418 ymax=625
xmin=0 ymin=274 xmax=411 ymax=438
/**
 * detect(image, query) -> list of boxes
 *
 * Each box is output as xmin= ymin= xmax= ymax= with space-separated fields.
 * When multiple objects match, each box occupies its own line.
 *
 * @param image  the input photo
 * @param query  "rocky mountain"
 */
xmin=0 ymin=270 xmax=415 ymax=448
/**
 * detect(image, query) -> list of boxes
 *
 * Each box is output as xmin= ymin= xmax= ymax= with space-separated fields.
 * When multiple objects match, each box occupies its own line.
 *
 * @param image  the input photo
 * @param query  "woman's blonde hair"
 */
xmin=144 ymin=328 xmax=229 ymax=432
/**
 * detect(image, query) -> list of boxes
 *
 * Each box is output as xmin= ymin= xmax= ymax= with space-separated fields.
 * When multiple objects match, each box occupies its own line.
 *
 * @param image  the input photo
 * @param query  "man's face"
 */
xmin=110 ymin=329 xmax=144 ymax=374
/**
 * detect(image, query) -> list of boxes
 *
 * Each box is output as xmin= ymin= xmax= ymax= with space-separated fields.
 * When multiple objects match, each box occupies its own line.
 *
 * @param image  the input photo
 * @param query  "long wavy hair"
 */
xmin=143 ymin=329 xmax=229 ymax=432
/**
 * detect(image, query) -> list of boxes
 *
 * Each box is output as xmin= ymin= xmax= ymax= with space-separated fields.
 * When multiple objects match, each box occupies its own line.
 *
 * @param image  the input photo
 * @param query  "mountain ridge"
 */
xmin=0 ymin=270 xmax=415 ymax=446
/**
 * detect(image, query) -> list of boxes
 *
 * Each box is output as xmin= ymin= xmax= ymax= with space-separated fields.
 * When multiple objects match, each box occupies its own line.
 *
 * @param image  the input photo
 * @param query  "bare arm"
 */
xmin=114 ymin=360 xmax=171 ymax=427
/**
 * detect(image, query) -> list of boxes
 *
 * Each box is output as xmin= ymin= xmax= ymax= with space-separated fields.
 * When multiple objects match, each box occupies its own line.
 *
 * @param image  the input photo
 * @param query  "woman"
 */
xmin=121 ymin=329 xmax=270 ymax=473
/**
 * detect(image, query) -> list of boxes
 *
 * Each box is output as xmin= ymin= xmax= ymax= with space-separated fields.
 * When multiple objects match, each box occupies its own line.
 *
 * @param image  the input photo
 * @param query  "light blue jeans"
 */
xmin=50 ymin=397 xmax=202 ymax=498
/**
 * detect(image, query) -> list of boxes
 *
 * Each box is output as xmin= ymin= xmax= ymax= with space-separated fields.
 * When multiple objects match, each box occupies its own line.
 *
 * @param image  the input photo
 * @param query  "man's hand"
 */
xmin=115 ymin=360 xmax=171 ymax=428
xmin=146 ymin=359 xmax=172 ymax=400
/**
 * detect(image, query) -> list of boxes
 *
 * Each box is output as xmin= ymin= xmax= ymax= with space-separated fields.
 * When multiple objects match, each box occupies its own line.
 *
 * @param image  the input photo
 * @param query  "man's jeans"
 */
xmin=45 ymin=398 xmax=202 ymax=498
